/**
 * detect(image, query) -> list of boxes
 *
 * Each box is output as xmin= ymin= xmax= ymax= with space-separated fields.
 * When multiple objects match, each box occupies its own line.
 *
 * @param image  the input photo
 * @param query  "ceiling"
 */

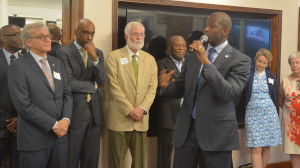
xmin=8 ymin=0 xmax=62 ymax=10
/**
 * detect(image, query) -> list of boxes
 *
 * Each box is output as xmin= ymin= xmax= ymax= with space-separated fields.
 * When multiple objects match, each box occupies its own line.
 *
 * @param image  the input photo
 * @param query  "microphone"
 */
xmin=188 ymin=35 xmax=208 ymax=53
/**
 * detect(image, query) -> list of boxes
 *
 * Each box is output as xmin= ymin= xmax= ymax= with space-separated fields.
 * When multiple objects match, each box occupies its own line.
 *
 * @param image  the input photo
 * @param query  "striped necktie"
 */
xmin=40 ymin=58 xmax=55 ymax=91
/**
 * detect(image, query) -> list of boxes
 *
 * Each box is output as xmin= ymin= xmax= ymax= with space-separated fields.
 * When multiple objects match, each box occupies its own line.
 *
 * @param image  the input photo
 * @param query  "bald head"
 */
xmin=0 ymin=24 xmax=23 ymax=53
xmin=48 ymin=24 xmax=61 ymax=41
xmin=74 ymin=18 xmax=95 ymax=47
xmin=209 ymin=12 xmax=232 ymax=31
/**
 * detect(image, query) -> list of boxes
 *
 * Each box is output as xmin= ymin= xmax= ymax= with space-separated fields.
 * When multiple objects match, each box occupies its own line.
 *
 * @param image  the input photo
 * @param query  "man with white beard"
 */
xmin=105 ymin=21 xmax=158 ymax=168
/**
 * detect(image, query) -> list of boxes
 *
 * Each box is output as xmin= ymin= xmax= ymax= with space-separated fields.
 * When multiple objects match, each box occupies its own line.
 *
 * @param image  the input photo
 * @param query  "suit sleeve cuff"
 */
xmin=203 ymin=61 xmax=211 ymax=71
xmin=52 ymin=121 xmax=58 ymax=130
xmin=92 ymin=60 xmax=99 ymax=66
xmin=139 ymin=106 xmax=147 ymax=115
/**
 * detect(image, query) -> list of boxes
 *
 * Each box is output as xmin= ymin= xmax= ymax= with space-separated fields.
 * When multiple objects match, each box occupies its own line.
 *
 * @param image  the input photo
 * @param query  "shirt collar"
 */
xmin=126 ymin=45 xmax=139 ymax=57
xmin=207 ymin=40 xmax=228 ymax=54
xmin=169 ymin=54 xmax=185 ymax=65
xmin=30 ymin=50 xmax=47 ymax=62
xmin=3 ymin=48 xmax=19 ymax=61
xmin=74 ymin=40 xmax=83 ymax=51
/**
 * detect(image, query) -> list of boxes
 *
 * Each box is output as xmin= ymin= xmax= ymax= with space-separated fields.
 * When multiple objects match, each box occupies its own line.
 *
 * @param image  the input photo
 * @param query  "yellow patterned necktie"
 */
xmin=81 ymin=48 xmax=91 ymax=102
xmin=132 ymin=54 xmax=138 ymax=82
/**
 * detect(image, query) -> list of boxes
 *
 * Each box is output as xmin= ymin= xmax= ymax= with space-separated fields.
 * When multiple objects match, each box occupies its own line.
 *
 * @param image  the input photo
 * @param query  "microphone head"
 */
xmin=188 ymin=35 xmax=208 ymax=53
xmin=200 ymin=35 xmax=208 ymax=43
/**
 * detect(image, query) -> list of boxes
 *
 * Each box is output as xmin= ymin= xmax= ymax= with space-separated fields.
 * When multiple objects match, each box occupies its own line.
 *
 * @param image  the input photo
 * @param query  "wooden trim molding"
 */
xmin=266 ymin=160 xmax=291 ymax=168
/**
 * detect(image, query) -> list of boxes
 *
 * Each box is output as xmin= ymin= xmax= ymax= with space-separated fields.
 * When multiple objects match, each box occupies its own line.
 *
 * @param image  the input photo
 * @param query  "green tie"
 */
xmin=132 ymin=54 xmax=138 ymax=81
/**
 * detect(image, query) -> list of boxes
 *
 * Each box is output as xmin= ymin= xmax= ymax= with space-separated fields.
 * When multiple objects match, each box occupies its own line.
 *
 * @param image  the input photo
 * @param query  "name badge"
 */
xmin=268 ymin=78 xmax=274 ymax=85
xmin=53 ymin=71 xmax=61 ymax=80
xmin=120 ymin=58 xmax=129 ymax=65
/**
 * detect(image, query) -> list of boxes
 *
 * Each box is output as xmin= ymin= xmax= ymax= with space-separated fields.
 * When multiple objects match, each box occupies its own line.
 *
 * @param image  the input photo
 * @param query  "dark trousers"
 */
xmin=157 ymin=128 xmax=173 ymax=168
xmin=173 ymin=120 xmax=232 ymax=168
xmin=67 ymin=105 xmax=101 ymax=168
xmin=0 ymin=128 xmax=19 ymax=168
xmin=19 ymin=135 xmax=68 ymax=168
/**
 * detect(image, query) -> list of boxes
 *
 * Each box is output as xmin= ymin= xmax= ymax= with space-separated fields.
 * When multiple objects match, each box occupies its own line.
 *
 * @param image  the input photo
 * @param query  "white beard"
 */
xmin=127 ymin=38 xmax=144 ymax=51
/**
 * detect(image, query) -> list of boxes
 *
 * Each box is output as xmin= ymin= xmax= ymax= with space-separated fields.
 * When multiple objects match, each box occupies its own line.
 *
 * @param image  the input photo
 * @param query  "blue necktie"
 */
xmin=192 ymin=48 xmax=216 ymax=119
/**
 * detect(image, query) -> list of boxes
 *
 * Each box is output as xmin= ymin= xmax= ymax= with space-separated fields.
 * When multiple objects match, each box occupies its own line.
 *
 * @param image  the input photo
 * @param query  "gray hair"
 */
xmin=124 ymin=21 xmax=145 ymax=36
xmin=22 ymin=22 xmax=47 ymax=49
xmin=288 ymin=51 xmax=300 ymax=64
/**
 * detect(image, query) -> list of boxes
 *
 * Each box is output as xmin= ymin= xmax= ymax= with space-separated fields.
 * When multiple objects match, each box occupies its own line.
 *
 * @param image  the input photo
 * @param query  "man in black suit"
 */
xmin=156 ymin=35 xmax=186 ymax=168
xmin=47 ymin=24 xmax=62 ymax=57
xmin=0 ymin=24 xmax=23 ymax=168
xmin=159 ymin=12 xmax=251 ymax=168
xmin=56 ymin=18 xmax=108 ymax=168
xmin=8 ymin=22 xmax=73 ymax=168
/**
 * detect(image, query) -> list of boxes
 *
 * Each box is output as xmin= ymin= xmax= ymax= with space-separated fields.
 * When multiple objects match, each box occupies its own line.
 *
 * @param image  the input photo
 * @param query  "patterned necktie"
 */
xmin=80 ymin=48 xmax=91 ymax=102
xmin=40 ymin=58 xmax=55 ymax=91
xmin=132 ymin=54 xmax=138 ymax=82
xmin=81 ymin=48 xmax=88 ymax=69
xmin=192 ymin=48 xmax=216 ymax=119
xmin=10 ymin=55 xmax=16 ymax=65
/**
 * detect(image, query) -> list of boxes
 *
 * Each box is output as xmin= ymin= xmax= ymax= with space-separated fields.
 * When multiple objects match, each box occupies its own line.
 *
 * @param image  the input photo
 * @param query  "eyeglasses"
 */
xmin=30 ymin=35 xmax=51 ymax=41
xmin=4 ymin=33 xmax=21 ymax=38
xmin=131 ymin=33 xmax=145 ymax=37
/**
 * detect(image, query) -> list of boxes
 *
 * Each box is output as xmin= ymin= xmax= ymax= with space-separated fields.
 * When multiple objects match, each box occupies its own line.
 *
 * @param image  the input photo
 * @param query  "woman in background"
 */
xmin=279 ymin=51 xmax=300 ymax=168
xmin=245 ymin=48 xmax=281 ymax=168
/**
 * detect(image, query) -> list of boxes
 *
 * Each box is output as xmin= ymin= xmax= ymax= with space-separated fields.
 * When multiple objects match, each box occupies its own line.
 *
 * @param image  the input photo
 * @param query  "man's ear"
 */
xmin=124 ymin=34 xmax=128 ymax=41
xmin=222 ymin=27 xmax=230 ymax=37
xmin=74 ymin=28 xmax=78 ymax=37
xmin=0 ymin=36 xmax=6 ymax=44
xmin=25 ymin=40 xmax=32 ymax=49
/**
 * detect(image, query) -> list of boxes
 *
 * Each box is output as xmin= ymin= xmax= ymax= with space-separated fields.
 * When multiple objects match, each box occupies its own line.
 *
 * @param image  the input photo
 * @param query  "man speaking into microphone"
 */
xmin=159 ymin=12 xmax=251 ymax=168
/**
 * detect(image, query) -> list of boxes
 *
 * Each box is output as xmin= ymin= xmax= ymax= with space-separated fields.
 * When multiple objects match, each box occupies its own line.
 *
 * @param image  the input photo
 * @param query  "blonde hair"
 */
xmin=254 ymin=48 xmax=273 ymax=66
xmin=288 ymin=51 xmax=300 ymax=64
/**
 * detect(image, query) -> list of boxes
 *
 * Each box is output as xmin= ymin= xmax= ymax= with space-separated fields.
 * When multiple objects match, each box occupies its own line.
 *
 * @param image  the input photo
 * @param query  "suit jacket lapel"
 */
xmin=190 ymin=54 xmax=202 ymax=90
xmin=213 ymin=44 xmax=232 ymax=68
xmin=69 ymin=42 xmax=85 ymax=73
xmin=121 ymin=47 xmax=136 ymax=87
xmin=25 ymin=53 xmax=54 ymax=93
xmin=48 ymin=56 xmax=59 ymax=93
xmin=166 ymin=56 xmax=180 ymax=78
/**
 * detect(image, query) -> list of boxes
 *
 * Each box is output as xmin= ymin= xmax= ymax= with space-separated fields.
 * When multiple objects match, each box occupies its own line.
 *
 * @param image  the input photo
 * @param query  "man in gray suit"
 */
xmin=0 ymin=24 xmax=23 ymax=168
xmin=156 ymin=35 xmax=186 ymax=168
xmin=159 ymin=12 xmax=251 ymax=168
xmin=56 ymin=18 xmax=107 ymax=168
xmin=7 ymin=22 xmax=73 ymax=168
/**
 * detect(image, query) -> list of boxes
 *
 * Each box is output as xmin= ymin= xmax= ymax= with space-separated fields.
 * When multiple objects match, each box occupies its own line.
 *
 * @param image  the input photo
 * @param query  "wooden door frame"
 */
xmin=62 ymin=0 xmax=84 ymax=46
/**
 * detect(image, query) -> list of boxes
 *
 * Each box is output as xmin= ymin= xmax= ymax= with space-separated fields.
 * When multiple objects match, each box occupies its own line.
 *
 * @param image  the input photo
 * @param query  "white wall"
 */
xmin=7 ymin=5 xmax=62 ymax=26
xmin=84 ymin=0 xmax=300 ymax=167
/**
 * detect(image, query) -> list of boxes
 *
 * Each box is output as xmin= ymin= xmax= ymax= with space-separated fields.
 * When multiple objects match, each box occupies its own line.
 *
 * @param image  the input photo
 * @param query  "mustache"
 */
xmin=134 ymin=40 xmax=143 ymax=43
